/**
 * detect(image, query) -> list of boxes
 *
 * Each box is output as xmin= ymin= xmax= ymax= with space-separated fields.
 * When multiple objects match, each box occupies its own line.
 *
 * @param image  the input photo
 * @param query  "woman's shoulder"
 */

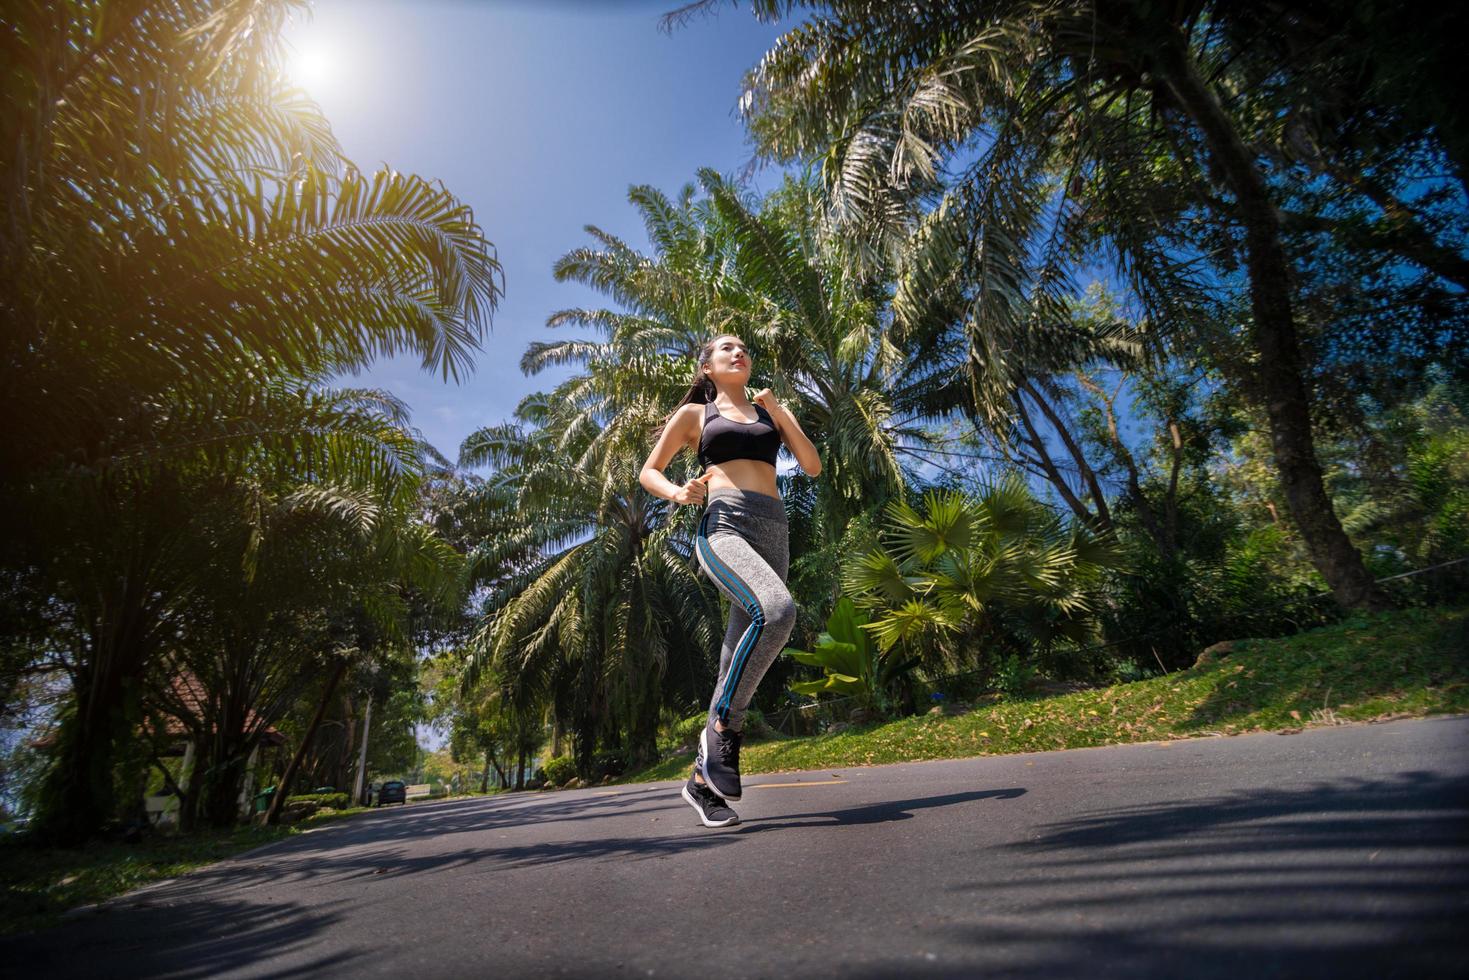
xmin=672 ymin=401 xmax=705 ymax=433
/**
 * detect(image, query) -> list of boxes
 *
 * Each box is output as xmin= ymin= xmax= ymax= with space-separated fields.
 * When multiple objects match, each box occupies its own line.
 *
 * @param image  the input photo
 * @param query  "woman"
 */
xmin=640 ymin=335 xmax=821 ymax=828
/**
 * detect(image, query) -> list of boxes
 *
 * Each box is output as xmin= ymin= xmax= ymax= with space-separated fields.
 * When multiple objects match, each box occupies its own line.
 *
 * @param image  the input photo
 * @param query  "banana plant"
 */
xmin=783 ymin=597 xmax=918 ymax=714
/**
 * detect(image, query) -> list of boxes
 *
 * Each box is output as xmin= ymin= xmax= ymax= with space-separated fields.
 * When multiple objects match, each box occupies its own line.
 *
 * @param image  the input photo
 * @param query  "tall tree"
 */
xmin=2 ymin=1 xmax=501 ymax=841
xmin=683 ymin=0 xmax=1466 ymax=609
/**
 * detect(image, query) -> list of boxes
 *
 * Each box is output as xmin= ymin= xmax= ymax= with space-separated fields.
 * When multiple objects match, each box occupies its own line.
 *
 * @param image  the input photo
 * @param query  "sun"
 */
xmin=286 ymin=39 xmax=337 ymax=93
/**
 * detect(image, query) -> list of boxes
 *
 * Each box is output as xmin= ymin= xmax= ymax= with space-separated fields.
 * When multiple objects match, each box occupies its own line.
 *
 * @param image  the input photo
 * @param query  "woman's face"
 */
xmin=703 ymin=336 xmax=751 ymax=386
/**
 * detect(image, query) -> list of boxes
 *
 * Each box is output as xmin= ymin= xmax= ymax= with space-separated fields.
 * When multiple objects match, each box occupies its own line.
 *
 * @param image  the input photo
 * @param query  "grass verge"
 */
xmin=0 ymin=806 xmax=372 ymax=936
xmin=622 ymin=606 xmax=1469 ymax=784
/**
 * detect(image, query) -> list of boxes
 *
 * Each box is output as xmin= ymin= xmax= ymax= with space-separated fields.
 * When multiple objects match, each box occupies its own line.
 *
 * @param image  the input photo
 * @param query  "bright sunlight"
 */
xmin=285 ymin=38 xmax=339 ymax=94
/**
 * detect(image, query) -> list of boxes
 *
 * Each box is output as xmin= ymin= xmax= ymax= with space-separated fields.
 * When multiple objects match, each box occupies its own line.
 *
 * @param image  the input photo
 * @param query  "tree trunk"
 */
xmin=1018 ymin=380 xmax=1114 ymax=532
xmin=200 ymin=694 xmax=254 ymax=828
xmin=1154 ymin=30 xmax=1387 ymax=611
xmin=1010 ymin=394 xmax=1095 ymax=525
xmin=33 ymin=638 xmax=138 ymax=844
xmin=352 ymin=694 xmax=373 ymax=806
xmin=264 ymin=659 xmax=347 ymax=826
xmin=200 ymin=746 xmax=253 ymax=828
xmin=337 ymin=698 xmax=357 ymax=793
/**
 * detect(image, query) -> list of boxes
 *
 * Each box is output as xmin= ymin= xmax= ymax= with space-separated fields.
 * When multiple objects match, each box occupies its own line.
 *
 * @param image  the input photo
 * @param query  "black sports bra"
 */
xmin=698 ymin=400 xmax=781 ymax=470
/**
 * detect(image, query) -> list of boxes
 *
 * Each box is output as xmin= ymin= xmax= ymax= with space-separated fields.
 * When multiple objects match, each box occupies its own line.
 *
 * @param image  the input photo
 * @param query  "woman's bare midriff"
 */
xmin=703 ymin=458 xmax=780 ymax=500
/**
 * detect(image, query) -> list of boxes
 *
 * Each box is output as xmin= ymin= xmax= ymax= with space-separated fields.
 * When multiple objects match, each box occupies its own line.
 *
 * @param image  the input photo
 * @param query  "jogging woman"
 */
xmin=639 ymin=335 xmax=821 ymax=828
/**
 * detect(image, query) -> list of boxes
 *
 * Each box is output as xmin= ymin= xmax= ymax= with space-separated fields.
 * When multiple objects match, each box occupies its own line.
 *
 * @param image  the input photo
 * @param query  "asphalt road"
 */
xmin=8 ymin=716 xmax=1468 ymax=979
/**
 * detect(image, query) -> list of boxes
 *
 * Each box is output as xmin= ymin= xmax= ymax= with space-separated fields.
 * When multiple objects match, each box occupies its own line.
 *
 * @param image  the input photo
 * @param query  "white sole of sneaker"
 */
xmin=698 ymin=727 xmax=741 ymax=802
xmin=682 ymin=784 xmax=739 ymax=828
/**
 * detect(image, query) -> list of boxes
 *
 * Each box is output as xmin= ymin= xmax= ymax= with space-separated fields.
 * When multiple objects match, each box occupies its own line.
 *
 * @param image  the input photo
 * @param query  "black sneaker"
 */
xmin=682 ymin=773 xmax=740 ymax=828
xmin=697 ymin=718 xmax=743 ymax=801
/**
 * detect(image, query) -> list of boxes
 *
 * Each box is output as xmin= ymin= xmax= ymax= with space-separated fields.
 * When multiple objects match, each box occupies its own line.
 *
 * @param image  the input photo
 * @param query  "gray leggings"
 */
xmin=694 ymin=488 xmax=795 ymax=731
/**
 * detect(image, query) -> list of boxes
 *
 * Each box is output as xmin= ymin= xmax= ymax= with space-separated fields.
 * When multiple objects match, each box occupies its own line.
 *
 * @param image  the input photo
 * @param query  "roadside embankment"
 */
xmin=624 ymin=606 xmax=1469 ymax=783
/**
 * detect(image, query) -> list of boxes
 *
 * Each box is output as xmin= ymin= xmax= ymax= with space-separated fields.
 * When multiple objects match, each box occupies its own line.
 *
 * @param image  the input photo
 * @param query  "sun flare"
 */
xmin=287 ymin=40 xmax=337 ymax=93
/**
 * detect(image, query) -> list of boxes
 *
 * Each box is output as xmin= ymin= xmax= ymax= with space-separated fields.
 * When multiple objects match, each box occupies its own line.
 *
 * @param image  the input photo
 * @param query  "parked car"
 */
xmin=376 ymin=780 xmax=407 ymax=806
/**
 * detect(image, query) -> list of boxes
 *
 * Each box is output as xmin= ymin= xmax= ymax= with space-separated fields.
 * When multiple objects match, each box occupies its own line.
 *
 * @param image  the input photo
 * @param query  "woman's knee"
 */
xmin=763 ymin=589 xmax=797 ymax=633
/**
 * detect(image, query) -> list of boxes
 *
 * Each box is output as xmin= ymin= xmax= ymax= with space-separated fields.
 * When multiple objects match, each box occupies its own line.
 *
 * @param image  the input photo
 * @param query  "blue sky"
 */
xmin=284 ymin=0 xmax=793 ymax=459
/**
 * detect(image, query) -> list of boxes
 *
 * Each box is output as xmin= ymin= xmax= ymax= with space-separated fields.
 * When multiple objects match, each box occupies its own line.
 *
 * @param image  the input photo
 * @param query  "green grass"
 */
xmin=622 ymin=606 xmax=1469 ymax=784
xmin=0 ymin=806 xmax=371 ymax=937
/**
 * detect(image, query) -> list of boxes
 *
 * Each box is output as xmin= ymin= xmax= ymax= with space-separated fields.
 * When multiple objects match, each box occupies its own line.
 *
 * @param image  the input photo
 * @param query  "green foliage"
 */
xmin=784 ymin=598 xmax=917 ymax=714
xmin=844 ymin=480 xmax=1123 ymax=675
xmin=624 ymin=607 xmax=1469 ymax=783
xmin=991 ymin=655 xmax=1036 ymax=700
xmin=284 ymin=792 xmax=349 ymax=811
xmin=1 ymin=0 xmax=492 ymax=842
xmin=1098 ymin=514 xmax=1334 ymax=673
xmin=590 ymin=752 xmax=627 ymax=779
xmin=541 ymin=756 xmax=576 ymax=787
xmin=665 ymin=713 xmax=710 ymax=753
xmin=1376 ymin=376 xmax=1469 ymax=580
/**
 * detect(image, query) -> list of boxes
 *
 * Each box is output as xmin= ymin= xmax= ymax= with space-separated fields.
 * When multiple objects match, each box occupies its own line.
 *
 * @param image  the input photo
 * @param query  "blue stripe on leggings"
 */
xmin=696 ymin=532 xmax=762 ymax=722
xmin=696 ymin=521 xmax=763 ymax=719
xmin=697 ymin=514 xmax=765 ymax=723
xmin=698 ymin=514 xmax=761 ymax=614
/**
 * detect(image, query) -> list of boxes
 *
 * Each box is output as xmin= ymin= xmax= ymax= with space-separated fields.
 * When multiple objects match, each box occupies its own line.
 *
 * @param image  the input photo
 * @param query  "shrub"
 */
xmin=784 ymin=598 xmax=918 ymax=716
xmin=664 ymin=708 xmax=770 ymax=752
xmin=992 ymin=654 xmax=1036 ymax=700
xmin=286 ymin=792 xmax=349 ymax=810
xmin=742 ymin=707 xmax=770 ymax=739
xmin=541 ymin=756 xmax=576 ymax=787
xmin=665 ymin=713 xmax=707 ymax=752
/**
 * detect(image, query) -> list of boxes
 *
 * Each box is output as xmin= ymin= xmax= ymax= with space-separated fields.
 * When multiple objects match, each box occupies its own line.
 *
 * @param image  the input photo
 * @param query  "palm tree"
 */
xmin=544 ymin=172 xmax=952 ymax=540
xmin=153 ymin=419 xmax=464 ymax=828
xmin=2 ymin=2 xmax=502 ymax=485
xmin=497 ymin=172 xmax=965 ymax=746
xmin=458 ymin=392 xmax=723 ymax=772
xmin=3 ymin=1 xmax=501 ymax=841
xmin=674 ymin=0 xmax=1435 ymax=610
xmin=843 ymin=478 xmax=1122 ymax=674
xmin=27 ymin=381 xmax=457 ymax=840
xmin=697 ymin=170 xmax=941 ymax=530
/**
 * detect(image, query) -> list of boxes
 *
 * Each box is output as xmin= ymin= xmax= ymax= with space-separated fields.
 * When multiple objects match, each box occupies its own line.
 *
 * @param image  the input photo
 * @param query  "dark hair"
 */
xmin=652 ymin=335 xmax=740 ymax=441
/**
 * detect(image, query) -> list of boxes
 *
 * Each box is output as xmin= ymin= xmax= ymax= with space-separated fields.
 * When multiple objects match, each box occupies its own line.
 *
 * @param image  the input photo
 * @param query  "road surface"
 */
xmin=7 ymin=715 xmax=1468 ymax=978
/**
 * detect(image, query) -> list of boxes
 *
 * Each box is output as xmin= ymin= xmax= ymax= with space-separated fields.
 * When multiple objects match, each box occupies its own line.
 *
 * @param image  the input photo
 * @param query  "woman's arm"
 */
xmin=752 ymin=389 xmax=822 ymax=477
xmin=640 ymin=404 xmax=713 ymax=504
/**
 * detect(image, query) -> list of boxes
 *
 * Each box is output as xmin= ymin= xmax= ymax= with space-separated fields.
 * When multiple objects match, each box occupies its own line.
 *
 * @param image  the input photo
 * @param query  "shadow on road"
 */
xmin=739 ymin=786 xmax=1027 ymax=831
xmin=0 ymin=782 xmax=1034 ymax=975
xmin=12 ymin=766 xmax=1466 ymax=978
xmin=3 ymin=896 xmax=357 ymax=979
xmin=856 ymin=769 xmax=1469 ymax=978
xmin=0 ymin=785 xmax=690 ymax=974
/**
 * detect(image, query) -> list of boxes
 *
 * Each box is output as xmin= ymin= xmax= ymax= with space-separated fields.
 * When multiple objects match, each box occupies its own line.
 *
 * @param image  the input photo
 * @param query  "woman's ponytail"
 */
xmin=651 ymin=337 xmax=724 ymax=441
